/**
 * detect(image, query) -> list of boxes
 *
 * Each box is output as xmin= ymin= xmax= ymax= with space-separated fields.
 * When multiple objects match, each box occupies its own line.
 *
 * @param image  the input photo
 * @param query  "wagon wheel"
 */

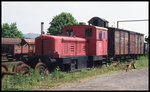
xmin=35 ymin=62 xmax=49 ymax=75
xmin=1 ymin=64 xmax=9 ymax=79
xmin=12 ymin=61 xmax=24 ymax=72
xmin=16 ymin=64 xmax=30 ymax=74
xmin=45 ymin=68 xmax=50 ymax=75
xmin=1 ymin=64 xmax=9 ymax=72
xmin=2 ymin=64 xmax=9 ymax=77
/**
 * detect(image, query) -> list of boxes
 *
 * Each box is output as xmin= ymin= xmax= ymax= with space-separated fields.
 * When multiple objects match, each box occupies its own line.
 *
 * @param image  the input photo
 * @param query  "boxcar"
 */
xmin=107 ymin=27 xmax=129 ymax=60
xmin=107 ymin=27 xmax=144 ymax=60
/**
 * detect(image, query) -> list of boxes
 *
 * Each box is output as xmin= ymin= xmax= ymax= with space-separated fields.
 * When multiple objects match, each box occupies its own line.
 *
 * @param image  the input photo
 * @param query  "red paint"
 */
xmin=35 ymin=35 xmax=87 ymax=58
xmin=62 ymin=25 xmax=108 ymax=56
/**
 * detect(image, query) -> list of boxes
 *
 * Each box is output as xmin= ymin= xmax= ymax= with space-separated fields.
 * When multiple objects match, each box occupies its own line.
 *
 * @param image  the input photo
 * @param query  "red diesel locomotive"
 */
xmin=15 ymin=17 xmax=144 ymax=74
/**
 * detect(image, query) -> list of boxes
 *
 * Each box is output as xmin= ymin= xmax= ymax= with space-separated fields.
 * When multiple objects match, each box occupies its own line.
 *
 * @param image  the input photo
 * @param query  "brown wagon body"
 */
xmin=107 ymin=27 xmax=144 ymax=60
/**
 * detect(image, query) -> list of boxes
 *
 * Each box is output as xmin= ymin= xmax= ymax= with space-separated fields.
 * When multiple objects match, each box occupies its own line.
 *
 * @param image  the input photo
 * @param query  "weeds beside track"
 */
xmin=1 ymin=55 xmax=149 ymax=91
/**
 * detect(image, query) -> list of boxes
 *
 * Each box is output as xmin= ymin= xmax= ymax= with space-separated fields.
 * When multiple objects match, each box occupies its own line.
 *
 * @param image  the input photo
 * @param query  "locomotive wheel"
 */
xmin=15 ymin=64 xmax=30 ymax=74
xmin=35 ymin=62 xmax=49 ymax=75
xmin=12 ymin=61 xmax=24 ymax=72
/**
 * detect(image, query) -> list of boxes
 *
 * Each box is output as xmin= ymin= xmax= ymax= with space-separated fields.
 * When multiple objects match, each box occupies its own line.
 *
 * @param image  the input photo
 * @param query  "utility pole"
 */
xmin=117 ymin=19 xmax=148 ymax=28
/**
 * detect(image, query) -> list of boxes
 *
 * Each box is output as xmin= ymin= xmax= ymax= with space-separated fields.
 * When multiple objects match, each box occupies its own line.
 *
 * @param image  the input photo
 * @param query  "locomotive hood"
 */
xmin=36 ymin=34 xmax=86 ymax=42
xmin=35 ymin=34 xmax=87 ymax=58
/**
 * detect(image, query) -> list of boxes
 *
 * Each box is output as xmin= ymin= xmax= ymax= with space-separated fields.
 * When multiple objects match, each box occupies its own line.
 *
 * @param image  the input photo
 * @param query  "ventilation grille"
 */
xmin=64 ymin=43 xmax=68 ymax=54
xmin=70 ymin=45 xmax=74 ymax=52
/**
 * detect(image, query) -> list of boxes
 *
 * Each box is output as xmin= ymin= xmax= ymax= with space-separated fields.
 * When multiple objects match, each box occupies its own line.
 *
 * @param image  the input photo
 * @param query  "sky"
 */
xmin=2 ymin=1 xmax=149 ymax=37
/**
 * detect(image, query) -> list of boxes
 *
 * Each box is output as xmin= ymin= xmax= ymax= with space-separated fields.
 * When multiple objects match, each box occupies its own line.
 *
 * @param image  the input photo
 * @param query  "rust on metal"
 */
xmin=12 ymin=61 xmax=24 ymax=72
xmin=21 ymin=39 xmax=35 ymax=45
xmin=126 ymin=60 xmax=136 ymax=72
xmin=12 ymin=62 xmax=30 ymax=74
xmin=14 ymin=64 xmax=30 ymax=74
xmin=35 ymin=62 xmax=49 ymax=74
xmin=1 ymin=64 xmax=15 ymax=79
xmin=111 ymin=61 xmax=120 ymax=67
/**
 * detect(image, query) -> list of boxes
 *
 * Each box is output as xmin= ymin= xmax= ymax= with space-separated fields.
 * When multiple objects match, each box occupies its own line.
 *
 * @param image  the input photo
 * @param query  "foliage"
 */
xmin=2 ymin=69 xmax=46 ymax=91
xmin=47 ymin=12 xmax=78 ymax=35
xmin=135 ymin=55 xmax=149 ymax=68
xmin=2 ymin=23 xmax=24 ymax=38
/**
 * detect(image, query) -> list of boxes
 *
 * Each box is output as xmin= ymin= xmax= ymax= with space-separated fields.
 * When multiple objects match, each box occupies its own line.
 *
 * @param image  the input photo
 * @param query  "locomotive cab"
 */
xmin=62 ymin=24 xmax=108 ymax=56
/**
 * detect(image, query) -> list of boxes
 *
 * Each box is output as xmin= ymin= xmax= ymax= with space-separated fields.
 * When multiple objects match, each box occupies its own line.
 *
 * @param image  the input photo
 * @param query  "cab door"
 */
xmin=102 ymin=30 xmax=107 ymax=55
xmin=96 ymin=29 xmax=107 ymax=56
xmin=96 ymin=29 xmax=103 ymax=55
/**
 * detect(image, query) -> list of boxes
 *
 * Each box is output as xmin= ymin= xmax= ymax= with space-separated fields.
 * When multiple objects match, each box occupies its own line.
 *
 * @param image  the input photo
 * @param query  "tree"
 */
xmin=2 ymin=22 xmax=24 ymax=38
xmin=47 ymin=12 xmax=78 ymax=35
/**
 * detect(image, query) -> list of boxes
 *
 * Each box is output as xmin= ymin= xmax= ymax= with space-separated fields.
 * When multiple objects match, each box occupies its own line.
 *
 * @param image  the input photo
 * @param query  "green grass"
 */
xmin=1 ymin=55 xmax=149 ymax=90
xmin=135 ymin=55 xmax=149 ymax=69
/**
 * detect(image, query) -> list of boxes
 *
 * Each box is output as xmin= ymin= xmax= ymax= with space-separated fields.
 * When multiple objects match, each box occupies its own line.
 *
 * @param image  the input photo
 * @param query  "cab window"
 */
xmin=103 ymin=31 xmax=105 ymax=40
xmin=66 ymin=29 xmax=73 ymax=36
xmin=85 ymin=28 xmax=92 ymax=37
xmin=99 ymin=30 xmax=102 ymax=40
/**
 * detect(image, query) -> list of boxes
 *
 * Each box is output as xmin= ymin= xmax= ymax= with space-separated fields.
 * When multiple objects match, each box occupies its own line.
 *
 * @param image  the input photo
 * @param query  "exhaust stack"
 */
xmin=41 ymin=22 xmax=45 ymax=35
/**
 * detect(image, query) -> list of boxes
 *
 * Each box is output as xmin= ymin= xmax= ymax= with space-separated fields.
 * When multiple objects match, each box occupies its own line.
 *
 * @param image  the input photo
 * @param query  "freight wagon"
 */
xmin=1 ymin=38 xmax=35 ymax=61
xmin=107 ymin=27 xmax=144 ymax=61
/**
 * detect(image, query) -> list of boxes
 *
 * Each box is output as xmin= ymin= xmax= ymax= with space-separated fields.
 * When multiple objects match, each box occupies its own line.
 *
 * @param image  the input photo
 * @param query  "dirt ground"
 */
xmin=54 ymin=68 xmax=149 ymax=90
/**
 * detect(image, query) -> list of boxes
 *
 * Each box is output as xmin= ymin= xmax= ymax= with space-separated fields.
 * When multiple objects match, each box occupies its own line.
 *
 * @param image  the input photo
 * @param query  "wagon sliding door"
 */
xmin=120 ymin=31 xmax=125 ymax=55
xmin=140 ymin=36 xmax=144 ymax=54
xmin=129 ymin=33 xmax=135 ymax=54
xmin=115 ymin=31 xmax=128 ymax=55
xmin=135 ymin=35 xmax=138 ymax=54
xmin=115 ymin=31 xmax=120 ymax=55
xmin=125 ymin=32 xmax=129 ymax=54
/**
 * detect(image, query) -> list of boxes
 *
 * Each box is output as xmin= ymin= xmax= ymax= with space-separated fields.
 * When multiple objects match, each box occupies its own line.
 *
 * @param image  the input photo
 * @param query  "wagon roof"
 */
xmin=107 ymin=27 xmax=144 ymax=35
xmin=1 ymin=38 xmax=21 ymax=44
xmin=22 ymin=39 xmax=35 ymax=45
